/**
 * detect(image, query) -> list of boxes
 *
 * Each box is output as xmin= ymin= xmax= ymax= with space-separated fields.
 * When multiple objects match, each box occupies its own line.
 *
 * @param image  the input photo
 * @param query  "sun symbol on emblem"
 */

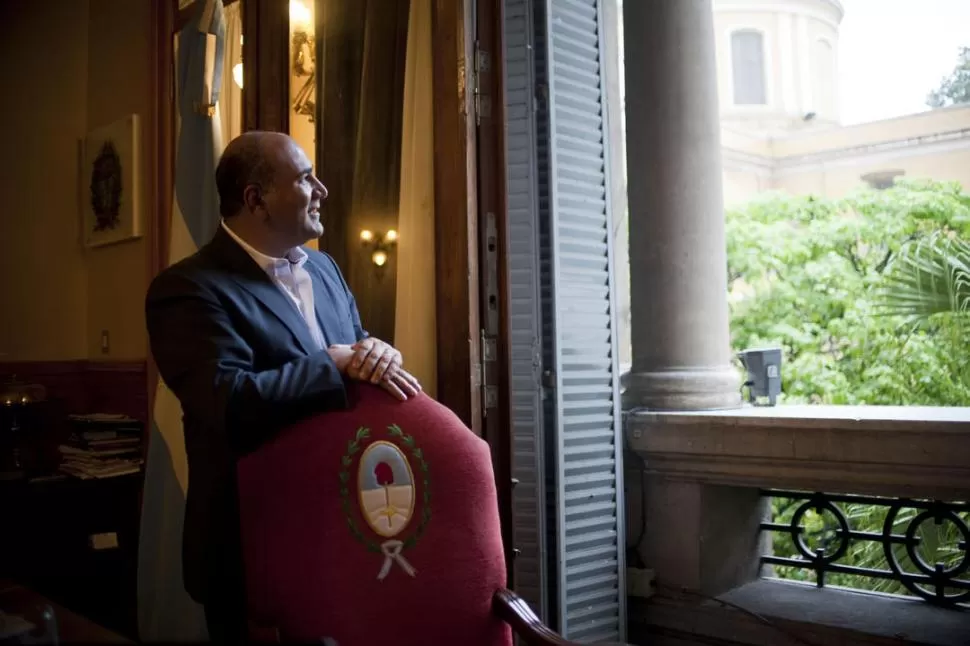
xmin=358 ymin=442 xmax=415 ymax=538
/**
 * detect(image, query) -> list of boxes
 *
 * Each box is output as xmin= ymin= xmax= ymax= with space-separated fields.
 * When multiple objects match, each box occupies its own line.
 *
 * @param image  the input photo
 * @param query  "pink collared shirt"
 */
xmin=221 ymin=221 xmax=327 ymax=350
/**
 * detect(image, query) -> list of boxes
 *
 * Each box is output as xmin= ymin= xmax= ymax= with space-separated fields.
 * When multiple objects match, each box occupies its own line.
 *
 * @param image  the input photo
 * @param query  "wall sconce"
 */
xmin=360 ymin=229 xmax=398 ymax=268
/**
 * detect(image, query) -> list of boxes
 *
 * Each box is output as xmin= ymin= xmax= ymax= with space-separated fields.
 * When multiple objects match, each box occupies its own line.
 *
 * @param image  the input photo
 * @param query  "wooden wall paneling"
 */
xmin=431 ymin=0 xmax=482 ymax=433
xmin=475 ymin=0 xmax=515 ymax=581
xmin=242 ymin=0 xmax=290 ymax=133
xmin=0 ymin=361 xmax=149 ymax=425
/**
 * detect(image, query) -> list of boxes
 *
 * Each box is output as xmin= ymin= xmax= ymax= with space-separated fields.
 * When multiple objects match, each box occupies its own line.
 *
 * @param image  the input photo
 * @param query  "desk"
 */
xmin=0 ymin=580 xmax=130 ymax=643
xmin=0 ymin=473 xmax=143 ymax=637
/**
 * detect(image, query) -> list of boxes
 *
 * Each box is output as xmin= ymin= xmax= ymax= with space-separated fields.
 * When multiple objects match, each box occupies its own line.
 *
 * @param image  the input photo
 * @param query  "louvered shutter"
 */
xmin=503 ymin=0 xmax=626 ymax=641
xmin=503 ymin=0 xmax=550 ymax=624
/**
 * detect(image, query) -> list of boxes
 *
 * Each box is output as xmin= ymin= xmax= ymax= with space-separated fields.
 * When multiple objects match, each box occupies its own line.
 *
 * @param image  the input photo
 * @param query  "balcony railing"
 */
xmin=627 ymin=406 xmax=970 ymax=645
xmin=760 ymin=490 xmax=970 ymax=607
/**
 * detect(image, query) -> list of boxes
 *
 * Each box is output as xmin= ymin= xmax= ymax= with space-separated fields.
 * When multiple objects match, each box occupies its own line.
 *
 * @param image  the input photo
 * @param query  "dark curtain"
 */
xmin=315 ymin=0 xmax=411 ymax=343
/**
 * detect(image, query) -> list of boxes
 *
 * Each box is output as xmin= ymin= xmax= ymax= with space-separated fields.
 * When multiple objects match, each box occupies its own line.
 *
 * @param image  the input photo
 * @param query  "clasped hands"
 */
xmin=328 ymin=338 xmax=422 ymax=401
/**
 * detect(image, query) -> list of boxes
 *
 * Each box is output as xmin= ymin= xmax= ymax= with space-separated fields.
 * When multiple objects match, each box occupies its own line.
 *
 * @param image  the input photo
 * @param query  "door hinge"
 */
xmin=481 ymin=329 xmax=499 ymax=415
xmin=542 ymin=369 xmax=556 ymax=389
xmin=473 ymin=41 xmax=492 ymax=126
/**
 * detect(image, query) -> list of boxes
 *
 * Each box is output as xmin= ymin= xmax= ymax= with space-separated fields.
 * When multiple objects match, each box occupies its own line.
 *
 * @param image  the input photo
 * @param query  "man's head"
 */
xmin=215 ymin=131 xmax=328 ymax=252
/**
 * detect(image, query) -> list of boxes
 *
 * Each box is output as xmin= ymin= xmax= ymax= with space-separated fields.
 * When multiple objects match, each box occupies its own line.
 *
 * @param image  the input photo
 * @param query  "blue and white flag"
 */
xmin=138 ymin=0 xmax=225 ymax=641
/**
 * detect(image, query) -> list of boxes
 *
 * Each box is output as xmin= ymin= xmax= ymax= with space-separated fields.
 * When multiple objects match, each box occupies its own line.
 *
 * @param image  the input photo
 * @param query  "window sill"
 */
xmin=625 ymin=405 xmax=970 ymax=500
xmin=633 ymin=578 xmax=970 ymax=646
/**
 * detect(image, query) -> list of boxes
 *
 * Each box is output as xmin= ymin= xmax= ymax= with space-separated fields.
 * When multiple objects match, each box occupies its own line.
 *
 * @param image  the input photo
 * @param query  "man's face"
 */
xmin=262 ymin=137 xmax=328 ymax=245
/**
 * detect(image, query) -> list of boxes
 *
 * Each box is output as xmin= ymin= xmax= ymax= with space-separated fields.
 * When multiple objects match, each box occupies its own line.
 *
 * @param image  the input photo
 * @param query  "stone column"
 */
xmin=621 ymin=0 xmax=741 ymax=411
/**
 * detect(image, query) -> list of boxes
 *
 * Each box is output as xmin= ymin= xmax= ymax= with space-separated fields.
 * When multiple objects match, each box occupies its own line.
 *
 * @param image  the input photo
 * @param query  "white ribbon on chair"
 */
xmin=378 ymin=540 xmax=418 ymax=580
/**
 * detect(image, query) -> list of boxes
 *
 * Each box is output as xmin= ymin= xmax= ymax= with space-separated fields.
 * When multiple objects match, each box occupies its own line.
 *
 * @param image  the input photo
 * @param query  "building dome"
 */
xmin=713 ymin=0 xmax=844 ymax=132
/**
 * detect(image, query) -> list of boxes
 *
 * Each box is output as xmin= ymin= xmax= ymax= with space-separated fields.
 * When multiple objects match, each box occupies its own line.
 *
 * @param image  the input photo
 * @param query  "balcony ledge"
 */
xmin=632 ymin=578 xmax=970 ymax=646
xmin=625 ymin=405 xmax=970 ymax=500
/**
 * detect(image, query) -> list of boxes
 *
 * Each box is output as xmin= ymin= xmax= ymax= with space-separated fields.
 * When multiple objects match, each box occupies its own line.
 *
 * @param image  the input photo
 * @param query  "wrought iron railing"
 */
xmin=759 ymin=490 xmax=970 ymax=607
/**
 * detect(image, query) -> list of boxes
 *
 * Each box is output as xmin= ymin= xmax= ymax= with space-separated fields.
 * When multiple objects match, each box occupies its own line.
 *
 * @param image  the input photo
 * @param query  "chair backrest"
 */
xmin=237 ymin=384 xmax=512 ymax=646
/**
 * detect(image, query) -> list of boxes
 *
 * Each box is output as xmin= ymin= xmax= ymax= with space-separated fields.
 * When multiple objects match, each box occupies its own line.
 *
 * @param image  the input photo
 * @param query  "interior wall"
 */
xmin=0 ymin=0 xmax=91 ymax=361
xmin=86 ymin=0 xmax=152 ymax=361
xmin=0 ymin=0 xmax=151 ymax=363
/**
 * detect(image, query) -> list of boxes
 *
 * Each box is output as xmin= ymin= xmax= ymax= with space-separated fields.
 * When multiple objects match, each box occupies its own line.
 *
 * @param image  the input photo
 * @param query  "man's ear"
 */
xmin=242 ymin=184 xmax=263 ymax=213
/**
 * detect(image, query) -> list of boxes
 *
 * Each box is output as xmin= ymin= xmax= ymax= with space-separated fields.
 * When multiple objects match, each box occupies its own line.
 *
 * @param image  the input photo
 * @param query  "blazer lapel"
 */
xmin=305 ymin=256 xmax=340 ymax=346
xmin=205 ymin=228 xmax=318 ymax=355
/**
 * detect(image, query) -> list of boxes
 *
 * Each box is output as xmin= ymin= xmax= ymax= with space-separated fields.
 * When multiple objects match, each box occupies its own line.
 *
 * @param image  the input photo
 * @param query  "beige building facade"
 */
xmin=713 ymin=0 xmax=970 ymax=204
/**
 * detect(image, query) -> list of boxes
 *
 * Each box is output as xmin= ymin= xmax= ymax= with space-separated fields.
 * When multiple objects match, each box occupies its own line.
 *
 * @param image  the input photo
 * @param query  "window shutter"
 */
xmin=504 ymin=0 xmax=550 ymax=624
xmin=503 ymin=0 xmax=627 ymax=641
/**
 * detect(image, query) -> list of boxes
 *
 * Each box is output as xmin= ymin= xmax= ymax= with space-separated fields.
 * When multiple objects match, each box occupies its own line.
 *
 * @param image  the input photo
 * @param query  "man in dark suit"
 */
xmin=145 ymin=131 xmax=421 ymax=642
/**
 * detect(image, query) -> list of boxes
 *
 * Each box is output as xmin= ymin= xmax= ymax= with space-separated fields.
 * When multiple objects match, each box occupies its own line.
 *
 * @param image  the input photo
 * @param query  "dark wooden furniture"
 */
xmin=0 ymin=474 xmax=143 ymax=639
xmin=0 ymin=580 xmax=130 ymax=643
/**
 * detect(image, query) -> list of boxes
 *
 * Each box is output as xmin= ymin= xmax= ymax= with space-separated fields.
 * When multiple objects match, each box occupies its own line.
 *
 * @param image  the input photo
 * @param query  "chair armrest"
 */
xmin=491 ymin=588 xmax=630 ymax=646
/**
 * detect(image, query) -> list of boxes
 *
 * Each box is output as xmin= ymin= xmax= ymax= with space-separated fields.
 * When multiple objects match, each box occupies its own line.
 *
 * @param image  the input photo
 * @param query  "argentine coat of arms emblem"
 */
xmin=339 ymin=424 xmax=431 ymax=581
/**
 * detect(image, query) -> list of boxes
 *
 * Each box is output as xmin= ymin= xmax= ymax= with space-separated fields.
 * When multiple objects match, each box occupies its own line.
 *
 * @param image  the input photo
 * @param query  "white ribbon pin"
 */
xmin=377 ymin=540 xmax=418 ymax=580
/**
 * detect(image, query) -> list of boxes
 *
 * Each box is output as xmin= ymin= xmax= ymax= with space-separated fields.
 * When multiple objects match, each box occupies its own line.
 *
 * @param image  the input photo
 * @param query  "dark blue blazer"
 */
xmin=145 ymin=225 xmax=367 ymax=603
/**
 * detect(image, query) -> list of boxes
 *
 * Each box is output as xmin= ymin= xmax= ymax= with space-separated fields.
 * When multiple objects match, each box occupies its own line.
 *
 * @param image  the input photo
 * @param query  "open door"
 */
xmin=499 ymin=0 xmax=627 ymax=641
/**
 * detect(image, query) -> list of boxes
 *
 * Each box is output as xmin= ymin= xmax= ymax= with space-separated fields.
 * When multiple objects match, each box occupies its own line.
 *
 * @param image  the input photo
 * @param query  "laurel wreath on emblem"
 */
xmin=339 ymin=425 xmax=432 ymax=558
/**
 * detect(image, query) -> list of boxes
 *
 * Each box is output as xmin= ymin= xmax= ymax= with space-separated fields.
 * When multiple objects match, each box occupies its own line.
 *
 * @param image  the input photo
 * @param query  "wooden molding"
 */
xmin=431 ymin=0 xmax=481 ymax=434
xmin=149 ymin=0 xmax=176 ymax=417
xmin=627 ymin=406 xmax=970 ymax=500
xmin=475 ymin=0 xmax=515 ymax=584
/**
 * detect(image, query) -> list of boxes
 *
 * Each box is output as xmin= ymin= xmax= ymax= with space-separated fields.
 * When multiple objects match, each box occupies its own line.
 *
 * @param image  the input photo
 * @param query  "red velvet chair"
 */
xmin=236 ymin=384 xmax=628 ymax=646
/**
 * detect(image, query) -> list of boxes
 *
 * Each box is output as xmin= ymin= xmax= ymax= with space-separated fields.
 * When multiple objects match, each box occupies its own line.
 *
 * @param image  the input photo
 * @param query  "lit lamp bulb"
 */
xmin=232 ymin=62 xmax=244 ymax=89
xmin=372 ymin=250 xmax=388 ymax=267
xmin=360 ymin=229 xmax=374 ymax=243
xmin=385 ymin=229 xmax=398 ymax=243
xmin=290 ymin=0 xmax=312 ymax=29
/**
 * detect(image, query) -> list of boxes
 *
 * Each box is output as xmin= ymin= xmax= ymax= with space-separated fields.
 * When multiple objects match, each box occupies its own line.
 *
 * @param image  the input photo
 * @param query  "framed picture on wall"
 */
xmin=81 ymin=114 xmax=142 ymax=248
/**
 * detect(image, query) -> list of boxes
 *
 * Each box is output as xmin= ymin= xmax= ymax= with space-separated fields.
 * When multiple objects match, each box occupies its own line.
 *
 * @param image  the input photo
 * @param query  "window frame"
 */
xmin=729 ymin=28 xmax=769 ymax=107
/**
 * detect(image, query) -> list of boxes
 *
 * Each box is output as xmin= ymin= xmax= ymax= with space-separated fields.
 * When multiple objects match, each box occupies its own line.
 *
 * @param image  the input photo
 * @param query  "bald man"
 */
xmin=145 ymin=131 xmax=421 ymax=641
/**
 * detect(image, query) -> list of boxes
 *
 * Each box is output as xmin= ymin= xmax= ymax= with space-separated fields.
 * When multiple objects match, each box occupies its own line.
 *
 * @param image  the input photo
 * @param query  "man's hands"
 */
xmin=327 ymin=338 xmax=422 ymax=401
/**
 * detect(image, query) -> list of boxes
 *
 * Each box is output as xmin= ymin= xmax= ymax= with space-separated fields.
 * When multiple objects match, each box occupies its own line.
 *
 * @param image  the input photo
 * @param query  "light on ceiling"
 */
xmin=290 ymin=0 xmax=311 ymax=29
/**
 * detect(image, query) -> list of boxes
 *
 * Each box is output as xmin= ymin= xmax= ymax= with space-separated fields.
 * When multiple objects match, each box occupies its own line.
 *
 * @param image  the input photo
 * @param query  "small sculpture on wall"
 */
xmin=90 ymin=141 xmax=123 ymax=232
xmin=81 ymin=114 xmax=142 ymax=248
xmin=292 ymin=29 xmax=316 ymax=122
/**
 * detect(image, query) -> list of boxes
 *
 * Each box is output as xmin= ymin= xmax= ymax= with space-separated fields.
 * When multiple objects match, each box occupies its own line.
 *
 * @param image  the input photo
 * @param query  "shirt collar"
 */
xmin=221 ymin=220 xmax=308 ymax=271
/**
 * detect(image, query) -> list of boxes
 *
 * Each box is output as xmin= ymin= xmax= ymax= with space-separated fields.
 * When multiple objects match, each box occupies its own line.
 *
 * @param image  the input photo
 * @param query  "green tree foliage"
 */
xmin=726 ymin=179 xmax=970 ymax=406
xmin=927 ymin=46 xmax=970 ymax=109
xmin=727 ymin=180 xmax=970 ymax=597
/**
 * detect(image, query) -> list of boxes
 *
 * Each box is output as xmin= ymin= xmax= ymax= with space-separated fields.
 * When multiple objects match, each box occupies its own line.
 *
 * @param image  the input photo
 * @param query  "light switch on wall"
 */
xmin=101 ymin=329 xmax=110 ymax=354
xmin=89 ymin=532 xmax=119 ymax=550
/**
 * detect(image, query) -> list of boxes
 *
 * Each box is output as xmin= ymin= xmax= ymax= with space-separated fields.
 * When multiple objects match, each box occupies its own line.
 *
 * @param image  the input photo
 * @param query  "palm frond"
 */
xmin=877 ymin=232 xmax=970 ymax=322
